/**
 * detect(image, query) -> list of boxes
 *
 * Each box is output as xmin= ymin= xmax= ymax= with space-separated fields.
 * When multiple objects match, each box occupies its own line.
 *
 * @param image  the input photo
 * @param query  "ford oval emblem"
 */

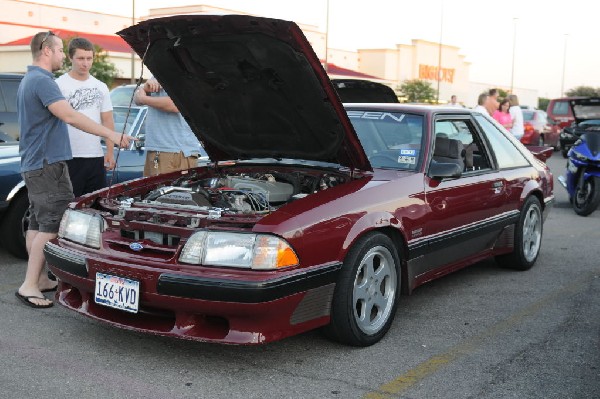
xmin=129 ymin=242 xmax=144 ymax=251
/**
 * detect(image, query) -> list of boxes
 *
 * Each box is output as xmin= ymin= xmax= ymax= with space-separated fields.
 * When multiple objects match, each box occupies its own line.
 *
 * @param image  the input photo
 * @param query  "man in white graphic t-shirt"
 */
xmin=56 ymin=37 xmax=115 ymax=197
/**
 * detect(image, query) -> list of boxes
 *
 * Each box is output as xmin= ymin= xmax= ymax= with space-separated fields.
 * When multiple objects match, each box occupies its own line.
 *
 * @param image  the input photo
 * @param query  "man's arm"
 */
xmin=134 ymin=88 xmax=179 ymax=113
xmin=48 ymin=99 xmax=133 ymax=148
xmin=101 ymin=110 xmax=116 ymax=170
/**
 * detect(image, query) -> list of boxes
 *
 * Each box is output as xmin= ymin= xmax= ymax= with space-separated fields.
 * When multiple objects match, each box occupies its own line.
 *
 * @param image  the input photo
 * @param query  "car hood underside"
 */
xmin=117 ymin=15 xmax=371 ymax=172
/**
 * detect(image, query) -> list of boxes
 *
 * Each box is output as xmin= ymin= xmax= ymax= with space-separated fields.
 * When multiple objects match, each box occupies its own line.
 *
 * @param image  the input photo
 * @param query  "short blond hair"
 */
xmin=507 ymin=94 xmax=519 ymax=107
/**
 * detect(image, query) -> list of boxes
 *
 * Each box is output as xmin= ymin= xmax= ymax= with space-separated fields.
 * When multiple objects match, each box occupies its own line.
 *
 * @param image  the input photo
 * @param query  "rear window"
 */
xmin=551 ymin=101 xmax=570 ymax=116
xmin=522 ymin=111 xmax=534 ymax=121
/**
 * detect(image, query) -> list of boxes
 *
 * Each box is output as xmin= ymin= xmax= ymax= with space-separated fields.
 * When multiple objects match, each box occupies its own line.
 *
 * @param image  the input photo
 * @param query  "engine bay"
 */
xmin=111 ymin=169 xmax=349 ymax=216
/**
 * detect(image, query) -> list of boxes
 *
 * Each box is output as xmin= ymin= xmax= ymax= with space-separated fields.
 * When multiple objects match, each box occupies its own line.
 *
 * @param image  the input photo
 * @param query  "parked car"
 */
xmin=331 ymin=79 xmax=398 ymax=103
xmin=521 ymin=109 xmax=557 ymax=148
xmin=44 ymin=15 xmax=554 ymax=347
xmin=0 ymin=130 xmax=16 ymax=143
xmin=547 ymin=96 xmax=586 ymax=157
xmin=0 ymin=104 xmax=207 ymax=259
xmin=0 ymin=73 xmax=23 ymax=141
xmin=110 ymin=84 xmax=138 ymax=107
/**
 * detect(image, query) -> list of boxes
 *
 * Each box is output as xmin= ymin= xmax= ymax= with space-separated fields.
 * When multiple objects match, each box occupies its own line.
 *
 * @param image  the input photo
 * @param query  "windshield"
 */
xmin=523 ymin=111 xmax=534 ymax=121
xmin=347 ymin=111 xmax=424 ymax=170
xmin=113 ymin=107 xmax=142 ymax=136
xmin=110 ymin=85 xmax=137 ymax=107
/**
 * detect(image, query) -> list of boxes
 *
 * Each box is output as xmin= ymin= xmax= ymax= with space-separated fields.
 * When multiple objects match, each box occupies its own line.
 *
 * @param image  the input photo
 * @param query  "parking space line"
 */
xmin=363 ymin=271 xmax=598 ymax=399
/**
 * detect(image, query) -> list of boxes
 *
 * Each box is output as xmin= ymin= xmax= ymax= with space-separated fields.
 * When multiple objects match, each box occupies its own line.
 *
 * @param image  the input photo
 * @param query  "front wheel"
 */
xmin=323 ymin=232 xmax=400 ymax=346
xmin=572 ymin=176 xmax=600 ymax=216
xmin=496 ymin=196 xmax=543 ymax=270
xmin=0 ymin=191 xmax=29 ymax=259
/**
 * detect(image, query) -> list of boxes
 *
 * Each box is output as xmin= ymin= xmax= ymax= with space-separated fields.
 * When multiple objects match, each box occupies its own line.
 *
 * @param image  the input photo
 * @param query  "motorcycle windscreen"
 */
xmin=583 ymin=131 xmax=600 ymax=157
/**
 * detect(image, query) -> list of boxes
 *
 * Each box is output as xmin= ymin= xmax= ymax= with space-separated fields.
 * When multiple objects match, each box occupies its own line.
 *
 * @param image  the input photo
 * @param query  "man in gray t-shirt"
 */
xmin=15 ymin=31 xmax=134 ymax=309
xmin=134 ymin=77 xmax=202 ymax=176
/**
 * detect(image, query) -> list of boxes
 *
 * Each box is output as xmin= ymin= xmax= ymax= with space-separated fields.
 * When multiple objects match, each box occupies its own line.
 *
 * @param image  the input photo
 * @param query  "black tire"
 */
xmin=0 ymin=191 xmax=29 ymax=259
xmin=496 ymin=196 xmax=543 ymax=271
xmin=323 ymin=232 xmax=401 ymax=346
xmin=572 ymin=176 xmax=600 ymax=216
xmin=561 ymin=148 xmax=569 ymax=158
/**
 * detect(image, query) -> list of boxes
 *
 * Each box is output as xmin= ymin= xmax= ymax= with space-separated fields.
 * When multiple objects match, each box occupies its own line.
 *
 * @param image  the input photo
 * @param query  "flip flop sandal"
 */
xmin=15 ymin=292 xmax=53 ymax=309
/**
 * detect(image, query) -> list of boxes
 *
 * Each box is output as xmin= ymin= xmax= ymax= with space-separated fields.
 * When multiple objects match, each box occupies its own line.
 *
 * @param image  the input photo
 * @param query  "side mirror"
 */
xmin=428 ymin=161 xmax=462 ymax=180
xmin=134 ymin=133 xmax=145 ymax=150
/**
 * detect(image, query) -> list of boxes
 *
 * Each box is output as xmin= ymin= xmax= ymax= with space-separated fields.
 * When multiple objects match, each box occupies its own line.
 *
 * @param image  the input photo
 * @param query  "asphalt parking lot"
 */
xmin=0 ymin=152 xmax=598 ymax=399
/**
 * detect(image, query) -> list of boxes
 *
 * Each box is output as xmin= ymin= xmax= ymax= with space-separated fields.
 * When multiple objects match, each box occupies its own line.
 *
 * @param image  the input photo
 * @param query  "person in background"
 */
xmin=473 ymin=93 xmax=489 ymax=114
xmin=508 ymin=94 xmax=524 ymax=140
xmin=485 ymin=88 xmax=500 ymax=116
xmin=493 ymin=99 xmax=513 ymax=130
xmin=134 ymin=76 xmax=201 ymax=176
xmin=56 ymin=37 xmax=115 ymax=197
xmin=448 ymin=95 xmax=461 ymax=107
xmin=16 ymin=31 xmax=133 ymax=309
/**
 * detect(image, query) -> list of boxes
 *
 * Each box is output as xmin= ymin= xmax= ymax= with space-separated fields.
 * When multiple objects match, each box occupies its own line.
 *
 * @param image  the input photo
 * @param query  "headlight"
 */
xmin=58 ymin=209 xmax=105 ymax=249
xmin=179 ymin=231 xmax=299 ymax=270
xmin=560 ymin=131 xmax=573 ymax=138
xmin=571 ymin=148 xmax=587 ymax=161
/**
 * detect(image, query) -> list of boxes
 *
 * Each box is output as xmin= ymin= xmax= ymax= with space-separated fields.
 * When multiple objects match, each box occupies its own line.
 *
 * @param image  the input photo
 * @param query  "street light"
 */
xmin=436 ymin=0 xmax=444 ymax=104
xmin=324 ymin=0 xmax=330 ymax=72
xmin=561 ymin=34 xmax=569 ymax=97
xmin=510 ymin=17 xmax=518 ymax=93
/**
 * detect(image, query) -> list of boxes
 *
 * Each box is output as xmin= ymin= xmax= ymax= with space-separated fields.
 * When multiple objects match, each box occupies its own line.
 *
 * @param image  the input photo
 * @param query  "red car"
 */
xmin=45 ymin=15 xmax=554 ymax=346
xmin=546 ymin=97 xmax=586 ymax=157
xmin=521 ymin=109 xmax=557 ymax=148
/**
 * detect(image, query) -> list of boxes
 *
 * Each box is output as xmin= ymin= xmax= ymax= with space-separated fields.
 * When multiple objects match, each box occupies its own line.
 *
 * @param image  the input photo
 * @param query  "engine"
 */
xmin=137 ymin=171 xmax=346 ymax=214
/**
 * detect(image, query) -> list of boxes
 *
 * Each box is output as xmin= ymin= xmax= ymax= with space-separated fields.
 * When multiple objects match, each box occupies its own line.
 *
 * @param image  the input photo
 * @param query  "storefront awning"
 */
xmin=1 ymin=29 xmax=132 ymax=53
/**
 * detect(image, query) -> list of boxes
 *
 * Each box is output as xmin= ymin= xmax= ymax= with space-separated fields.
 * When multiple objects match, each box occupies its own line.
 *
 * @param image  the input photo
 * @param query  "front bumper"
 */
xmin=44 ymin=241 xmax=341 ymax=344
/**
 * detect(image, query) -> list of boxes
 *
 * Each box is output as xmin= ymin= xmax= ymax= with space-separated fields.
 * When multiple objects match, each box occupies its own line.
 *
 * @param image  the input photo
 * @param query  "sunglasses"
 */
xmin=39 ymin=31 xmax=55 ymax=50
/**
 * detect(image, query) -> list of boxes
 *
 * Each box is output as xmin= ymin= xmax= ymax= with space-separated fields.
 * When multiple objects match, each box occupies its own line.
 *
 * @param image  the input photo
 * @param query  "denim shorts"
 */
xmin=22 ymin=161 xmax=74 ymax=233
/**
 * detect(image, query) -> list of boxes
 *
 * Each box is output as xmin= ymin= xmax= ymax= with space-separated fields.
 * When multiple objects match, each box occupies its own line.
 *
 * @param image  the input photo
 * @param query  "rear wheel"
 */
xmin=323 ymin=232 xmax=400 ymax=346
xmin=0 ymin=191 xmax=29 ymax=259
xmin=496 ymin=196 xmax=542 ymax=271
xmin=572 ymin=176 xmax=600 ymax=216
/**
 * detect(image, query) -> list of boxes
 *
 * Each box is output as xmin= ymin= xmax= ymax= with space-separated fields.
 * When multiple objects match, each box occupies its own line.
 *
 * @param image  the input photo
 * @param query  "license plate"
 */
xmin=94 ymin=272 xmax=140 ymax=313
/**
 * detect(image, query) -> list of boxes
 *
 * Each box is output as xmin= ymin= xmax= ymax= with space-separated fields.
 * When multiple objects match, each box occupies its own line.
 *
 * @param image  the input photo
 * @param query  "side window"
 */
xmin=0 ymin=80 xmax=7 ymax=112
xmin=552 ymin=101 xmax=569 ymax=116
xmin=474 ymin=115 xmax=530 ymax=169
xmin=434 ymin=118 xmax=492 ymax=172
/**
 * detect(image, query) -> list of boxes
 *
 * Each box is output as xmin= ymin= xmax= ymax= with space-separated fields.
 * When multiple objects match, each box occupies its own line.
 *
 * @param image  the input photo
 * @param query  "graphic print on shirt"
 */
xmin=66 ymin=87 xmax=103 ymax=111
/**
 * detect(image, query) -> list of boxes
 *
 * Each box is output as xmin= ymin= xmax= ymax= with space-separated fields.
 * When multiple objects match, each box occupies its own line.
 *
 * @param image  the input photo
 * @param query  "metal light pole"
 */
xmin=561 ymin=34 xmax=569 ymax=97
xmin=510 ymin=17 xmax=518 ymax=93
xmin=436 ymin=0 xmax=444 ymax=104
xmin=324 ymin=0 xmax=330 ymax=72
xmin=130 ymin=0 xmax=136 ymax=83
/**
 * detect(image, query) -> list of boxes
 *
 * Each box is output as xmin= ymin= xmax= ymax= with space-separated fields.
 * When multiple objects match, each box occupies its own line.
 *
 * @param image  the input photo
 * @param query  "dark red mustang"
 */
xmin=45 ymin=15 xmax=554 ymax=346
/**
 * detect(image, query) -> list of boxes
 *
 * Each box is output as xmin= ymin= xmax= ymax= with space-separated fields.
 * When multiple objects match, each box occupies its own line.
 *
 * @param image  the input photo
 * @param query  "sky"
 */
xmin=30 ymin=0 xmax=600 ymax=99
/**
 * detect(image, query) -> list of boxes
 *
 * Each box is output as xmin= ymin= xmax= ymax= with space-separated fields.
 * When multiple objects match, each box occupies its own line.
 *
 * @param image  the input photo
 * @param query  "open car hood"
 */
xmin=118 ymin=15 xmax=371 ymax=172
xmin=570 ymin=97 xmax=600 ymax=124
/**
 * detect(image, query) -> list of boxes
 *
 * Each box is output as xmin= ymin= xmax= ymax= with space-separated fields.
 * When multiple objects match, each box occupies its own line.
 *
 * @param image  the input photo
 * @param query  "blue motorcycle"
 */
xmin=557 ymin=98 xmax=600 ymax=216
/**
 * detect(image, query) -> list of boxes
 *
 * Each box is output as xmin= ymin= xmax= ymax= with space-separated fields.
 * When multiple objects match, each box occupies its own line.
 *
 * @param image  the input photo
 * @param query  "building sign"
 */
xmin=419 ymin=64 xmax=455 ymax=83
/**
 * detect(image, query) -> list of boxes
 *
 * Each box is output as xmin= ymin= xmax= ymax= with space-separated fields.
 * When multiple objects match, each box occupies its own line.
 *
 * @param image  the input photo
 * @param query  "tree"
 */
xmin=565 ymin=86 xmax=600 ymax=97
xmin=538 ymin=98 xmax=549 ymax=111
xmin=496 ymin=88 xmax=509 ymax=100
xmin=397 ymin=79 xmax=437 ymax=103
xmin=55 ymin=37 xmax=119 ymax=87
